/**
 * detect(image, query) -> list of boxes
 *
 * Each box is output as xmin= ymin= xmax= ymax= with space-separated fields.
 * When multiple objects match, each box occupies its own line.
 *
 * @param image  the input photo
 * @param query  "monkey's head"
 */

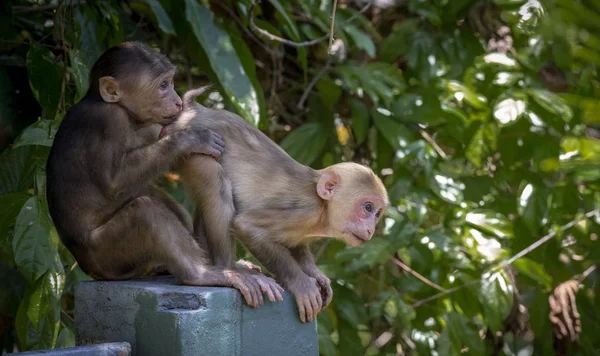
xmin=88 ymin=41 xmax=183 ymax=125
xmin=317 ymin=163 xmax=389 ymax=247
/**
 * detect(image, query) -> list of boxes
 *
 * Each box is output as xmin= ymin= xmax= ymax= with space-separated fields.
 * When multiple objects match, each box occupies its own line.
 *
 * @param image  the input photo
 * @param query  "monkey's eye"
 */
xmin=375 ymin=210 xmax=382 ymax=218
xmin=364 ymin=203 xmax=373 ymax=213
xmin=160 ymin=80 xmax=169 ymax=90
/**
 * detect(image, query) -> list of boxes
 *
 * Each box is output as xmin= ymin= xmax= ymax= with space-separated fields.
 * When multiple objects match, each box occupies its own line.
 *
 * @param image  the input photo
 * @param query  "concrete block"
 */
xmin=11 ymin=342 xmax=131 ymax=356
xmin=74 ymin=276 xmax=318 ymax=356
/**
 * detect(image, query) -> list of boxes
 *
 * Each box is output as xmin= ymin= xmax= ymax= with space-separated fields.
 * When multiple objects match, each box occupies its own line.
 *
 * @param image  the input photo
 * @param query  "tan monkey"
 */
xmin=161 ymin=86 xmax=389 ymax=322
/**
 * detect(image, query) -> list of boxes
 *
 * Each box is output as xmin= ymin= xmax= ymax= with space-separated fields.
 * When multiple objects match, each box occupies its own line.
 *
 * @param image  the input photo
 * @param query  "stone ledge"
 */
xmin=11 ymin=342 xmax=131 ymax=356
xmin=74 ymin=276 xmax=318 ymax=356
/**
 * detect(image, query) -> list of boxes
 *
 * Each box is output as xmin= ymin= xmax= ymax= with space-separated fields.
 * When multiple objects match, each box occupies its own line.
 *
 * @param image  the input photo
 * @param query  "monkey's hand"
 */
xmin=312 ymin=271 xmax=333 ymax=309
xmin=248 ymin=273 xmax=284 ymax=303
xmin=178 ymin=126 xmax=225 ymax=159
xmin=236 ymin=259 xmax=262 ymax=273
xmin=226 ymin=270 xmax=266 ymax=308
xmin=287 ymin=275 xmax=323 ymax=323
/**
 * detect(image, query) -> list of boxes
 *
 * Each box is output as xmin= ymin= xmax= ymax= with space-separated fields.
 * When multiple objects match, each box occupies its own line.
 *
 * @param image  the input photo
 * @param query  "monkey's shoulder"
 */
xmin=60 ymin=98 xmax=132 ymax=135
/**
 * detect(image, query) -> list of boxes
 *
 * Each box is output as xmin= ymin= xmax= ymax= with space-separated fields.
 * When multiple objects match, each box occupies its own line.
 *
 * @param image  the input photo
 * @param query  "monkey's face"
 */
xmin=331 ymin=193 xmax=387 ymax=247
xmin=317 ymin=163 xmax=388 ymax=246
xmin=123 ymin=71 xmax=182 ymax=125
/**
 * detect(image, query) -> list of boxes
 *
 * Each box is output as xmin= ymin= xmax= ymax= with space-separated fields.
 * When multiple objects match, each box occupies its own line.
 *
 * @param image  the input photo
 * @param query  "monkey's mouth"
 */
xmin=350 ymin=232 xmax=368 ymax=245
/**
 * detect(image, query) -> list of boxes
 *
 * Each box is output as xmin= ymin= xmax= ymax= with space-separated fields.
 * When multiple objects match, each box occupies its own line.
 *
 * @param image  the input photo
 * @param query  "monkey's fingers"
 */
xmin=237 ymin=284 xmax=256 ymax=308
xmin=255 ymin=277 xmax=277 ymax=302
xmin=248 ymin=276 xmax=264 ymax=306
xmin=212 ymin=131 xmax=224 ymax=145
xmin=310 ymin=291 xmax=322 ymax=316
xmin=297 ymin=299 xmax=307 ymax=323
xmin=322 ymin=284 xmax=333 ymax=307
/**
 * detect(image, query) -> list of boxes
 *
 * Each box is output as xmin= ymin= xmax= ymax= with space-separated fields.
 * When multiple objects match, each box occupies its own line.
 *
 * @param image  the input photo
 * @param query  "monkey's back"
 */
xmin=185 ymin=104 xmax=319 ymax=212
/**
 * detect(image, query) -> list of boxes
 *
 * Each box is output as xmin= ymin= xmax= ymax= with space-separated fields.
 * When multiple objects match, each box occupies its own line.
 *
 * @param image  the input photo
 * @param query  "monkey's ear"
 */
xmin=317 ymin=170 xmax=340 ymax=200
xmin=99 ymin=76 xmax=121 ymax=103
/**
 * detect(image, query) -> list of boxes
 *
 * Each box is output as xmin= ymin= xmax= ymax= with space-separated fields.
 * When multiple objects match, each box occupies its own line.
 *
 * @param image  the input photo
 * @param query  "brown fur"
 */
xmin=46 ymin=43 xmax=281 ymax=308
xmin=163 ymin=86 xmax=389 ymax=322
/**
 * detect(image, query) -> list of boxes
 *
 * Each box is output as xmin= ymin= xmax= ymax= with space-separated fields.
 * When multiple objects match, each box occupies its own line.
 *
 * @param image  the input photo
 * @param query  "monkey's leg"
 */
xmin=234 ymin=216 xmax=322 ymax=323
xmin=291 ymin=245 xmax=333 ymax=308
xmin=181 ymin=156 xmax=236 ymax=268
xmin=87 ymin=194 xmax=266 ymax=307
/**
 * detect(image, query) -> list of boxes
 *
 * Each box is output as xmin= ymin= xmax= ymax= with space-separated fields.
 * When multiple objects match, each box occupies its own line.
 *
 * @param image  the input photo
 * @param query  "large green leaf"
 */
xmin=0 ymin=192 xmax=30 ymax=266
xmin=12 ymin=119 xmax=59 ymax=149
xmin=185 ymin=0 xmax=262 ymax=126
xmin=465 ymin=122 xmax=498 ymax=168
xmin=0 ymin=146 xmax=48 ymax=196
xmin=465 ymin=209 xmax=513 ymax=239
xmin=380 ymin=19 xmax=419 ymax=63
xmin=437 ymin=312 xmax=486 ymax=355
xmin=371 ymin=109 xmax=413 ymax=151
xmin=280 ymin=123 xmax=328 ymax=166
xmin=478 ymin=270 xmax=514 ymax=333
xmin=146 ymin=0 xmax=175 ymax=34
xmin=349 ymin=98 xmax=370 ymax=144
xmin=13 ymin=196 xmax=60 ymax=283
xmin=517 ymin=182 xmax=550 ymax=232
xmin=26 ymin=44 xmax=63 ymax=120
xmin=68 ymin=49 xmax=90 ymax=102
xmin=26 ymin=271 xmax=64 ymax=329
xmin=512 ymin=258 xmax=552 ymax=288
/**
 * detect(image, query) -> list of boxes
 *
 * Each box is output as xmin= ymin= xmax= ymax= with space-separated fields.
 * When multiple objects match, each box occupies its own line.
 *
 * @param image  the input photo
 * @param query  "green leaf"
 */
xmin=13 ymin=196 xmax=60 ymax=283
xmin=334 ymin=238 xmax=392 ymax=273
xmin=68 ymin=49 xmax=90 ymax=102
xmin=280 ymin=123 xmax=328 ymax=166
xmin=12 ymin=120 xmax=58 ymax=149
xmin=465 ymin=122 xmax=498 ymax=168
xmin=517 ymin=182 xmax=550 ymax=232
xmin=528 ymin=89 xmax=573 ymax=122
xmin=26 ymin=271 xmax=64 ymax=328
xmin=371 ymin=109 xmax=413 ymax=151
xmin=316 ymin=76 xmax=341 ymax=111
xmin=146 ymin=0 xmax=175 ymax=34
xmin=465 ymin=209 xmax=513 ymax=239
xmin=512 ymin=258 xmax=552 ymax=288
xmin=349 ymin=98 xmax=370 ymax=144
xmin=437 ymin=312 xmax=486 ymax=355
xmin=478 ymin=271 xmax=514 ymax=333
xmin=0 ymin=146 xmax=49 ymax=196
xmin=345 ymin=25 xmax=376 ymax=58
xmin=380 ymin=19 xmax=419 ymax=62
xmin=444 ymin=80 xmax=488 ymax=110
xmin=185 ymin=0 xmax=261 ymax=126
xmin=0 ymin=192 xmax=30 ymax=266
xmin=55 ymin=326 xmax=75 ymax=349
xmin=26 ymin=44 xmax=63 ymax=120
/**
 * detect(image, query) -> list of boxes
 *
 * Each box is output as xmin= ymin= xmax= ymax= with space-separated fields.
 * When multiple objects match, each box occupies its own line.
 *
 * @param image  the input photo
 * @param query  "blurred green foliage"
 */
xmin=1 ymin=0 xmax=599 ymax=354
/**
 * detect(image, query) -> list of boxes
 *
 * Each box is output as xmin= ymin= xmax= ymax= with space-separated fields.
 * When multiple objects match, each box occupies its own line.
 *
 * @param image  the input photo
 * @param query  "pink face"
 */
xmin=343 ymin=194 xmax=386 ymax=246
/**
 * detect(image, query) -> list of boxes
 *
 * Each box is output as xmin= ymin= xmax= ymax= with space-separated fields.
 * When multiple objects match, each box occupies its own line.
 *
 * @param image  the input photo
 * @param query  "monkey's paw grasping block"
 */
xmin=74 ymin=276 xmax=318 ymax=356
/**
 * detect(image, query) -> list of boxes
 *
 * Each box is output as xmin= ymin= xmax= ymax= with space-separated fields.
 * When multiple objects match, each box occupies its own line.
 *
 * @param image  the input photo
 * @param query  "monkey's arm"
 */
xmin=291 ymin=245 xmax=333 ymax=308
xmin=95 ymin=113 xmax=223 ymax=198
xmin=235 ymin=219 xmax=323 ymax=323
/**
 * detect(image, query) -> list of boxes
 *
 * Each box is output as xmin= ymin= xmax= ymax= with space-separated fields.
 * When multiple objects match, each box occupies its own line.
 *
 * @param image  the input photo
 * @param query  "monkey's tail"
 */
xmin=182 ymin=84 xmax=214 ymax=109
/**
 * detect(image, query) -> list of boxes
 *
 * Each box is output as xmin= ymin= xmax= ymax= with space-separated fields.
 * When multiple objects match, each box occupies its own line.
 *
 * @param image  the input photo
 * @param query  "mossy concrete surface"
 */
xmin=74 ymin=276 xmax=318 ymax=356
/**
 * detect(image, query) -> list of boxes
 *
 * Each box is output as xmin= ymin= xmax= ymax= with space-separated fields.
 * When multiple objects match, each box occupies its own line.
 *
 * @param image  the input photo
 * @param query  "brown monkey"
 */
xmin=161 ymin=87 xmax=389 ymax=322
xmin=46 ymin=42 xmax=282 ymax=308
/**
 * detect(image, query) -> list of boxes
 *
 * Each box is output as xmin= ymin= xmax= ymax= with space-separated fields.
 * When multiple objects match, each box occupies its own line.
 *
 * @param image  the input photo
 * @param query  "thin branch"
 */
xmin=502 ymin=210 xmax=598 ymax=266
xmin=413 ymin=279 xmax=480 ymax=308
xmin=327 ymin=0 xmax=339 ymax=54
xmin=419 ymin=129 xmax=447 ymax=160
xmin=412 ymin=209 xmax=599 ymax=308
xmin=393 ymin=258 xmax=447 ymax=292
xmin=296 ymin=59 xmax=331 ymax=109
xmin=577 ymin=264 xmax=597 ymax=283
xmin=248 ymin=0 xmax=372 ymax=48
